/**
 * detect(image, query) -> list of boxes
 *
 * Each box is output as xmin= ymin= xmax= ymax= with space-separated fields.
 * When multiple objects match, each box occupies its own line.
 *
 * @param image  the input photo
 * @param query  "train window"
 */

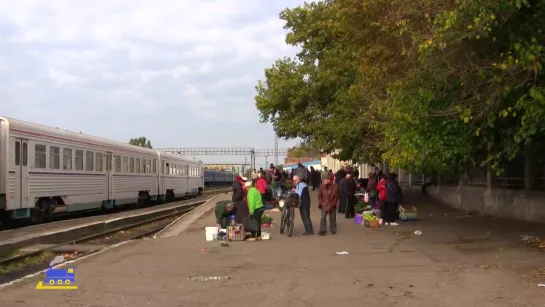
xmin=75 ymin=150 xmax=84 ymax=170
xmin=115 ymin=155 xmax=121 ymax=172
xmin=153 ymin=160 xmax=156 ymax=173
xmin=136 ymin=158 xmax=141 ymax=173
xmin=63 ymin=148 xmax=72 ymax=170
xmin=122 ymin=156 xmax=128 ymax=173
xmin=96 ymin=153 xmax=103 ymax=172
xmin=22 ymin=142 xmax=28 ymax=166
xmin=129 ymin=157 xmax=135 ymax=173
xmin=162 ymin=162 xmax=165 ymax=174
xmin=141 ymin=159 xmax=146 ymax=173
xmin=86 ymin=151 xmax=94 ymax=171
xmin=35 ymin=144 xmax=46 ymax=168
xmin=146 ymin=160 xmax=151 ymax=174
xmin=50 ymin=146 xmax=60 ymax=169
xmin=15 ymin=141 xmax=20 ymax=165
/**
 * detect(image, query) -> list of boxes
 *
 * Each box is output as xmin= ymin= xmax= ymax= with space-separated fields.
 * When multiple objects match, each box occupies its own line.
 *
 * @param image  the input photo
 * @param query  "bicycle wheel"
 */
xmin=287 ymin=207 xmax=294 ymax=237
xmin=280 ymin=210 xmax=286 ymax=234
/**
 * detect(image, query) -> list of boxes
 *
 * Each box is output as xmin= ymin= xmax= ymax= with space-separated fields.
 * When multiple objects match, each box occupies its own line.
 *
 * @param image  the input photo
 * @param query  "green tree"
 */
xmin=256 ymin=0 xmax=545 ymax=175
xmin=129 ymin=137 xmax=153 ymax=149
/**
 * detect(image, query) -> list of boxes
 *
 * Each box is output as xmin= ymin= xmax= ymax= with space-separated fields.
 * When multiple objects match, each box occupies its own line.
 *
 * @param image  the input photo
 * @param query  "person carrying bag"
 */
xmin=243 ymin=181 xmax=265 ymax=241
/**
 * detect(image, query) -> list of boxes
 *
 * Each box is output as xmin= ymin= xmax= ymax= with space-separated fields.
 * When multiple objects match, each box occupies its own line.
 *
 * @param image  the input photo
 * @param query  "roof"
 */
xmin=283 ymin=160 xmax=322 ymax=170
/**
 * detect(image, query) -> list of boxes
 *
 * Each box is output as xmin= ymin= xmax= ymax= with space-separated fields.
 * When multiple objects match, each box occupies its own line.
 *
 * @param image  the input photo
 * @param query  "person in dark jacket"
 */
xmin=318 ymin=172 xmax=339 ymax=235
xmin=293 ymin=175 xmax=314 ymax=235
xmin=366 ymin=172 xmax=378 ymax=209
xmin=338 ymin=173 xmax=357 ymax=218
xmin=310 ymin=166 xmax=321 ymax=191
xmin=232 ymin=175 xmax=246 ymax=202
xmin=232 ymin=176 xmax=249 ymax=223
xmin=383 ymin=172 xmax=402 ymax=226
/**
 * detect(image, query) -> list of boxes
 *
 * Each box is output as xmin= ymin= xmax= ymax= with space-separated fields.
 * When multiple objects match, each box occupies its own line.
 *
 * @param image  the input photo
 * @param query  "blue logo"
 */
xmin=35 ymin=256 xmax=78 ymax=290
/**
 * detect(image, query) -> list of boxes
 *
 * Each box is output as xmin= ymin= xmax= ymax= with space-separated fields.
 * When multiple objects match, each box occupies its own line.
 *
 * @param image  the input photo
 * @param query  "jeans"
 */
xmin=251 ymin=207 xmax=265 ymax=238
xmin=299 ymin=205 xmax=314 ymax=234
xmin=319 ymin=210 xmax=337 ymax=234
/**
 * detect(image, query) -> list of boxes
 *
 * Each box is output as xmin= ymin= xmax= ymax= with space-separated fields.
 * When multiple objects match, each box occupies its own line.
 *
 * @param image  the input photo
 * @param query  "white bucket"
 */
xmin=261 ymin=232 xmax=271 ymax=240
xmin=205 ymin=227 xmax=218 ymax=241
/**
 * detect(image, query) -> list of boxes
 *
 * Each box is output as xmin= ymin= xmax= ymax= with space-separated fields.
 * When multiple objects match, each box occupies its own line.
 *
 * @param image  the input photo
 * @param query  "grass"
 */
xmin=0 ymin=251 xmax=53 ymax=274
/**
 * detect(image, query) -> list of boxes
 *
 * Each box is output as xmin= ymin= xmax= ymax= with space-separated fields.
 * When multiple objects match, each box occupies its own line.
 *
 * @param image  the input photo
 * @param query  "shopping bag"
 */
xmin=363 ymin=192 xmax=369 ymax=203
xmin=243 ymin=216 xmax=259 ymax=232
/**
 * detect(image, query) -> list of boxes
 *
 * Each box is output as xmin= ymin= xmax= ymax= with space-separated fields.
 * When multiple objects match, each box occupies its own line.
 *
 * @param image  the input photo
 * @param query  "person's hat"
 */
xmin=244 ymin=181 xmax=252 ymax=187
xmin=241 ymin=176 xmax=248 ymax=182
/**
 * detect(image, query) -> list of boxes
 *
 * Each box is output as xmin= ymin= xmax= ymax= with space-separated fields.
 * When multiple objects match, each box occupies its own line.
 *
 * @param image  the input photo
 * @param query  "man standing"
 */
xmin=318 ymin=172 xmax=338 ymax=235
xmin=293 ymin=175 xmax=314 ymax=235
xmin=366 ymin=172 xmax=378 ymax=209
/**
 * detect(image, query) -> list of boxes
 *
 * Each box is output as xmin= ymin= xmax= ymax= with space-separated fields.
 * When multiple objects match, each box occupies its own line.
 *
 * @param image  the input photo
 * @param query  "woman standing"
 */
xmin=376 ymin=174 xmax=387 ymax=222
xmin=244 ymin=181 xmax=265 ymax=241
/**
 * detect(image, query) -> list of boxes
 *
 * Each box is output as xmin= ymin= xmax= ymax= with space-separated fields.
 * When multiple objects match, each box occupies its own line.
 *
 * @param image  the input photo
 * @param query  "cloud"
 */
xmin=0 ymin=0 xmax=302 ymax=164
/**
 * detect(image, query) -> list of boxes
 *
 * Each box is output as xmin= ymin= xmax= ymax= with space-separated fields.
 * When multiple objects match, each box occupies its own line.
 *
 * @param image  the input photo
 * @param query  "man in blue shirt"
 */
xmin=293 ymin=175 xmax=314 ymax=235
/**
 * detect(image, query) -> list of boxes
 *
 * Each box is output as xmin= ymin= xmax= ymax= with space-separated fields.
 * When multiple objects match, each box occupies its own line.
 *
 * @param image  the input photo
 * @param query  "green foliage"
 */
xmin=129 ymin=137 xmax=153 ymax=149
xmin=255 ymin=0 xmax=545 ymax=173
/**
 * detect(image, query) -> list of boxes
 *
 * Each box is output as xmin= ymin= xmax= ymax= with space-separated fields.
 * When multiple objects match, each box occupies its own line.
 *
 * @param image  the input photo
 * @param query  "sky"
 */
xmin=0 ymin=0 xmax=304 ymax=167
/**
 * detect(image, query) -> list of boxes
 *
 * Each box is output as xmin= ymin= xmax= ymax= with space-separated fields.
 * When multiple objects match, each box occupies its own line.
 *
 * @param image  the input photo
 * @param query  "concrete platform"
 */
xmin=0 ymin=197 xmax=213 ymax=257
xmin=0 ymin=191 xmax=544 ymax=306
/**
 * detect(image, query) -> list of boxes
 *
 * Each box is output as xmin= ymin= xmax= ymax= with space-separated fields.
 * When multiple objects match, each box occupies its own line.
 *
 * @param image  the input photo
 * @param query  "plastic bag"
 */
xmin=363 ymin=192 xmax=369 ymax=203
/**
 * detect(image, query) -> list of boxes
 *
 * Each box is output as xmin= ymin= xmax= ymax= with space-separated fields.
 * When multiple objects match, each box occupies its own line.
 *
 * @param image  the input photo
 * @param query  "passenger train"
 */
xmin=203 ymin=170 xmax=235 ymax=186
xmin=0 ymin=117 xmax=205 ymax=223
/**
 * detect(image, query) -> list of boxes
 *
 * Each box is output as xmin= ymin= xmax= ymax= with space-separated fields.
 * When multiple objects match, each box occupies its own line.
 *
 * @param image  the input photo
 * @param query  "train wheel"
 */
xmin=65 ymin=280 xmax=71 ymax=284
xmin=57 ymin=280 xmax=62 ymax=284
xmin=41 ymin=199 xmax=54 ymax=223
xmin=49 ymin=280 xmax=55 ymax=285
xmin=30 ymin=208 xmax=44 ymax=224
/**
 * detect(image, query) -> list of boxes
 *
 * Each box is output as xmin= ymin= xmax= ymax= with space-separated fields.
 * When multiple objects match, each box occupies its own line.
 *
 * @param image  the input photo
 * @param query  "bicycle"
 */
xmin=278 ymin=191 xmax=298 ymax=237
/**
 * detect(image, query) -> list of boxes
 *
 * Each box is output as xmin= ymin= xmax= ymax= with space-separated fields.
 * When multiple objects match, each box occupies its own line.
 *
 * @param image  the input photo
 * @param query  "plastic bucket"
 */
xmin=354 ymin=215 xmax=363 ymax=224
xmin=261 ymin=232 xmax=271 ymax=240
xmin=205 ymin=227 xmax=218 ymax=241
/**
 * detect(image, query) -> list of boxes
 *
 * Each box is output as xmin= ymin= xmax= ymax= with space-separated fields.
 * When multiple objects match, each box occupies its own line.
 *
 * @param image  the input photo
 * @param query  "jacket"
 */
xmin=318 ymin=182 xmax=339 ymax=212
xmin=386 ymin=179 xmax=402 ymax=202
xmin=246 ymin=187 xmax=264 ymax=214
xmin=295 ymin=181 xmax=311 ymax=207
xmin=256 ymin=177 xmax=267 ymax=194
xmin=215 ymin=202 xmax=235 ymax=224
xmin=366 ymin=176 xmax=377 ymax=197
xmin=232 ymin=181 xmax=244 ymax=201
xmin=377 ymin=179 xmax=386 ymax=200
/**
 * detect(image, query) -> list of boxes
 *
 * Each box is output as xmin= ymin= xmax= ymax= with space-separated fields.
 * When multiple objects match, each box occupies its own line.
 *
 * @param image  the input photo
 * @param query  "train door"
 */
xmin=13 ymin=138 xmax=29 ymax=208
xmin=185 ymin=165 xmax=189 ymax=195
xmin=106 ymin=152 xmax=113 ymax=200
xmin=158 ymin=159 xmax=164 ymax=196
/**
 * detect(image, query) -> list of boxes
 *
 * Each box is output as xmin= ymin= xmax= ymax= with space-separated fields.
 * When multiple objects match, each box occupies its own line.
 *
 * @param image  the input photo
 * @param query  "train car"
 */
xmin=160 ymin=153 xmax=203 ymax=200
xmin=0 ymin=117 xmax=204 ymax=223
xmin=203 ymin=170 xmax=235 ymax=186
xmin=44 ymin=267 xmax=75 ymax=285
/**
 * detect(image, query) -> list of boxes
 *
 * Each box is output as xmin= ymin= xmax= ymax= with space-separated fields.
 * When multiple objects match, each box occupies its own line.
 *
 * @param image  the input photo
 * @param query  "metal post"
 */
xmin=274 ymin=134 xmax=279 ymax=166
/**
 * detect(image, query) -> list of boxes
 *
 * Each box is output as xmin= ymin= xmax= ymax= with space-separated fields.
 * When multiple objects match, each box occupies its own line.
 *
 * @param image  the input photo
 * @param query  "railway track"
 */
xmin=0 ymin=185 xmax=232 ymax=231
xmin=0 ymin=197 xmax=215 ymax=286
xmin=0 ymin=188 xmax=229 ymax=289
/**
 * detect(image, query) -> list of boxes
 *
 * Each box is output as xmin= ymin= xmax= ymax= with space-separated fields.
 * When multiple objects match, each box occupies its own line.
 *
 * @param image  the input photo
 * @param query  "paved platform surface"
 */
xmin=0 ymin=190 xmax=228 ymax=250
xmin=1 ymin=190 xmax=544 ymax=306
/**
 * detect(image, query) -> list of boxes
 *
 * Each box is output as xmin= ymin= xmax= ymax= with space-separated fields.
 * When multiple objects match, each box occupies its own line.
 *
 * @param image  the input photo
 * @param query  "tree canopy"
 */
xmin=129 ymin=137 xmax=153 ymax=149
xmin=255 ymin=0 xmax=545 ymax=174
